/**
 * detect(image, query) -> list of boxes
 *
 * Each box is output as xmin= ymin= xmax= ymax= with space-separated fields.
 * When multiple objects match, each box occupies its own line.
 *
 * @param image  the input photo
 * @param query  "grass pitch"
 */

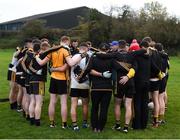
xmin=0 ymin=49 xmax=180 ymax=139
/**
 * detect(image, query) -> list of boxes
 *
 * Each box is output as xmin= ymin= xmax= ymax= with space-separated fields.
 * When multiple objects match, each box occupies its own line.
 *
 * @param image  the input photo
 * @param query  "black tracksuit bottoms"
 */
xmin=91 ymin=91 xmax=112 ymax=131
xmin=132 ymin=81 xmax=149 ymax=129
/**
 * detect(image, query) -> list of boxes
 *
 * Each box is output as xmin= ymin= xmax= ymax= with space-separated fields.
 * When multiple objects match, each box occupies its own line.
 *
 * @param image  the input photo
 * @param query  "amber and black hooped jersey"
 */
xmin=21 ymin=48 xmax=34 ymax=74
xmin=28 ymin=56 xmax=47 ymax=82
xmin=15 ymin=48 xmax=28 ymax=77
xmin=16 ymin=47 xmax=28 ymax=60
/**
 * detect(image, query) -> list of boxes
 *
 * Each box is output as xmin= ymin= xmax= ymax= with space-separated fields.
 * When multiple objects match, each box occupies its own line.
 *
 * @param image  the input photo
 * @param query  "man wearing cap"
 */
xmin=112 ymin=40 xmax=137 ymax=133
xmin=109 ymin=41 xmax=119 ymax=96
xmin=96 ymin=40 xmax=146 ymax=133
xmin=109 ymin=41 xmax=119 ymax=52
xmin=132 ymin=41 xmax=151 ymax=129
xmin=129 ymin=39 xmax=140 ymax=52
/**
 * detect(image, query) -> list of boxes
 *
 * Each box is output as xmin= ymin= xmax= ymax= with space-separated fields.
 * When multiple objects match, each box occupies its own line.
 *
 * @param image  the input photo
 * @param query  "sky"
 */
xmin=0 ymin=0 xmax=180 ymax=23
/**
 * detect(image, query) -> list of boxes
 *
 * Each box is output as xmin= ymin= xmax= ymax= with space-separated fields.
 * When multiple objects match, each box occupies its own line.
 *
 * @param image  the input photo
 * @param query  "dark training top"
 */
xmin=159 ymin=51 xmax=170 ymax=73
xmin=16 ymin=48 xmax=28 ymax=77
xmin=96 ymin=49 xmax=147 ymax=87
xmin=28 ymin=55 xmax=47 ymax=82
xmin=149 ymin=49 xmax=162 ymax=79
xmin=135 ymin=54 xmax=151 ymax=83
xmin=80 ymin=54 xmax=113 ymax=90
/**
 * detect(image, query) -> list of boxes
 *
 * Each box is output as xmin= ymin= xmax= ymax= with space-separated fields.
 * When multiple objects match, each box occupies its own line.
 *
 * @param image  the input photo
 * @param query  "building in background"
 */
xmin=0 ymin=6 xmax=90 ymax=31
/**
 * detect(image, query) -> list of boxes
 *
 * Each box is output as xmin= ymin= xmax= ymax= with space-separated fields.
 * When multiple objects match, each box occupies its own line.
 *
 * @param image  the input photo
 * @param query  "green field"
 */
xmin=0 ymin=49 xmax=180 ymax=139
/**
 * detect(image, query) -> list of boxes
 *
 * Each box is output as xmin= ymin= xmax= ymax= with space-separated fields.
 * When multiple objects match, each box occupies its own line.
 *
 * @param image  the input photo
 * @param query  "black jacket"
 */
xmin=80 ymin=54 xmax=113 ymax=90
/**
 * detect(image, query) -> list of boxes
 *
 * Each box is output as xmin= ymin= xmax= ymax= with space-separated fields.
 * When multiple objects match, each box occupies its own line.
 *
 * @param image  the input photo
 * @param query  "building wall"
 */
xmin=0 ymin=22 xmax=23 ymax=31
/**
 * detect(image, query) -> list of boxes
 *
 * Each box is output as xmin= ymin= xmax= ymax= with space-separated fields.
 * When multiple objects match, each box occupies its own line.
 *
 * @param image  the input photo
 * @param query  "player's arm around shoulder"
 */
xmin=65 ymin=51 xmax=85 ymax=67
xmin=35 ymin=54 xmax=50 ymax=66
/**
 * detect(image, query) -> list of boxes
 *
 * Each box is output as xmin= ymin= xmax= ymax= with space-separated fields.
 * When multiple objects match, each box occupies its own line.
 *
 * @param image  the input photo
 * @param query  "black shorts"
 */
xmin=70 ymin=88 xmax=89 ymax=98
xmin=30 ymin=81 xmax=45 ymax=96
xmin=7 ymin=70 xmax=16 ymax=82
xmin=16 ymin=75 xmax=25 ymax=87
xmin=159 ymin=76 xmax=168 ymax=93
xmin=49 ymin=78 xmax=67 ymax=95
xmin=115 ymin=83 xmax=135 ymax=99
xmin=25 ymin=74 xmax=30 ymax=86
xmin=149 ymin=80 xmax=160 ymax=92
xmin=7 ymin=70 xmax=11 ymax=81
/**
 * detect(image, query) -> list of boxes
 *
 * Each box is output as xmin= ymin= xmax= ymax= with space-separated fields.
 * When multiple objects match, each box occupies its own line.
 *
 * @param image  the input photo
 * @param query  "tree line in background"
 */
xmin=0 ymin=1 xmax=180 ymax=55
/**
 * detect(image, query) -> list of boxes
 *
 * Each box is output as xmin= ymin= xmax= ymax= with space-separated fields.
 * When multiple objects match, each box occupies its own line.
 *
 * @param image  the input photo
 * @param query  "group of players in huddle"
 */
xmin=7 ymin=36 xmax=169 ymax=133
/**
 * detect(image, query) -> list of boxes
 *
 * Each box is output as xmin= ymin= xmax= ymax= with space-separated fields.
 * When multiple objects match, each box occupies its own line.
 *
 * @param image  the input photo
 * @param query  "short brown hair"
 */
xmin=60 ymin=36 xmax=70 ymax=42
xmin=79 ymin=42 xmax=88 ymax=48
xmin=41 ymin=38 xmax=49 ymax=43
xmin=119 ymin=40 xmax=127 ymax=48
xmin=142 ymin=37 xmax=152 ymax=44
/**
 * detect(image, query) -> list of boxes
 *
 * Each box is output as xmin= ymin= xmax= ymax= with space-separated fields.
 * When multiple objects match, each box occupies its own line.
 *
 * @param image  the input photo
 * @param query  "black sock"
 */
xmin=62 ymin=122 xmax=67 ymax=127
xmin=10 ymin=103 xmax=14 ymax=110
xmin=13 ymin=101 xmax=17 ymax=109
xmin=35 ymin=119 xmax=40 ymax=126
xmin=10 ymin=102 xmax=17 ymax=110
xmin=26 ymin=114 xmax=30 ymax=121
xmin=30 ymin=117 xmax=35 ymax=125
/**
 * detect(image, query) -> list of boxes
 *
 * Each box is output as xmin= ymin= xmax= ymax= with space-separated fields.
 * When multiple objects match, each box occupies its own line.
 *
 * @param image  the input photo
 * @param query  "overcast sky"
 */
xmin=0 ymin=0 xmax=179 ymax=23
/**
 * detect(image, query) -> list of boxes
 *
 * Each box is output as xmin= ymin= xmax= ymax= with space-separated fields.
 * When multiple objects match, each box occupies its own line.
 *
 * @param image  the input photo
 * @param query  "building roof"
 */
xmin=0 ymin=6 xmax=89 ymax=25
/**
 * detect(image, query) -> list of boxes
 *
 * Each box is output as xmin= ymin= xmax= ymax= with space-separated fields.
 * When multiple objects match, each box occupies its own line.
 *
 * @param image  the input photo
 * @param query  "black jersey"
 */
xmin=112 ymin=50 xmax=137 ymax=77
xmin=149 ymin=48 xmax=162 ymax=79
xmin=159 ymin=51 xmax=169 ymax=73
xmin=15 ymin=48 xmax=28 ymax=78
xmin=80 ymin=54 xmax=113 ymax=90
xmin=28 ymin=55 xmax=47 ymax=82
